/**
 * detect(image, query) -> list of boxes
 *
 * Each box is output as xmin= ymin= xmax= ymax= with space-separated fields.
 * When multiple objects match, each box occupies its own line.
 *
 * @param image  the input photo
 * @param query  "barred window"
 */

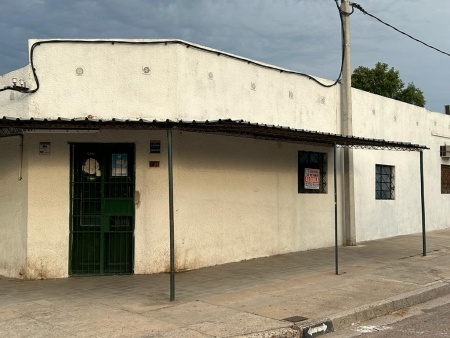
xmin=441 ymin=165 xmax=450 ymax=194
xmin=375 ymin=164 xmax=395 ymax=200
xmin=298 ymin=151 xmax=327 ymax=193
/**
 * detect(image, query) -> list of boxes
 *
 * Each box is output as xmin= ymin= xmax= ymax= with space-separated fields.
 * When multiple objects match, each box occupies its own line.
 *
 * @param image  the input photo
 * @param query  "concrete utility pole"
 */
xmin=341 ymin=0 xmax=356 ymax=246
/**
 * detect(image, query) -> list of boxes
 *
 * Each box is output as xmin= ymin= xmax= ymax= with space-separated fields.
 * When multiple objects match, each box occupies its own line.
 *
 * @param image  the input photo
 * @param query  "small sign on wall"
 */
xmin=304 ymin=168 xmax=320 ymax=190
xmin=39 ymin=142 xmax=51 ymax=155
xmin=149 ymin=140 xmax=161 ymax=167
xmin=150 ymin=141 xmax=161 ymax=154
xmin=149 ymin=161 xmax=160 ymax=167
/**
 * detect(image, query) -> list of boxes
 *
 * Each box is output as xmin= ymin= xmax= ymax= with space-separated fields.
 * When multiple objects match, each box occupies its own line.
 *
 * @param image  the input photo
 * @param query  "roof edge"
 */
xmin=0 ymin=117 xmax=428 ymax=151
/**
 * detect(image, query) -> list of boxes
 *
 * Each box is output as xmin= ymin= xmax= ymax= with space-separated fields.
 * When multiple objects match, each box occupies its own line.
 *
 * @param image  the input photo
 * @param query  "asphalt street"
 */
xmin=327 ymin=293 xmax=450 ymax=337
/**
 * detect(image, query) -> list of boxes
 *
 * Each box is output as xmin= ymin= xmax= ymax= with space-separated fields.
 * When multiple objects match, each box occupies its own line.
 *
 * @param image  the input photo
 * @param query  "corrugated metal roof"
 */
xmin=0 ymin=116 xmax=427 ymax=151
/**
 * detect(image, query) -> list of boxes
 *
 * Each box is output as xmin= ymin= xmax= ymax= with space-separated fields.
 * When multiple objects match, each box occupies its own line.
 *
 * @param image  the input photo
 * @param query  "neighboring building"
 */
xmin=0 ymin=39 xmax=447 ymax=279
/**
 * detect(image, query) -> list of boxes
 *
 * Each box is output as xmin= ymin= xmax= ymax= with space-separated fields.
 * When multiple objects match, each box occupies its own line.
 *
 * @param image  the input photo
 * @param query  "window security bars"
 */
xmin=298 ymin=151 xmax=327 ymax=193
xmin=441 ymin=165 xmax=450 ymax=194
xmin=375 ymin=164 xmax=395 ymax=200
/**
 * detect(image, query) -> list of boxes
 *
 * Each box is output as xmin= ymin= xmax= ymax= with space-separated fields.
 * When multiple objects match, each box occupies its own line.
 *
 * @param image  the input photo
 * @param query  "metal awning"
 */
xmin=0 ymin=116 xmax=429 ymax=302
xmin=0 ymin=117 xmax=428 ymax=150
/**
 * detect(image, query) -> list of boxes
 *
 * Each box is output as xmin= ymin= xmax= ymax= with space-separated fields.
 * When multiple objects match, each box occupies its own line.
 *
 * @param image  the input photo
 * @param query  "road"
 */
xmin=326 ymin=293 xmax=450 ymax=337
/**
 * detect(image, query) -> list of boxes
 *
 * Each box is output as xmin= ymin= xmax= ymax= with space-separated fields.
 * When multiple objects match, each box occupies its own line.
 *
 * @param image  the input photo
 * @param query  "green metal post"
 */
xmin=334 ymin=144 xmax=338 ymax=275
xmin=420 ymin=150 xmax=426 ymax=256
xmin=167 ymin=129 xmax=175 ymax=301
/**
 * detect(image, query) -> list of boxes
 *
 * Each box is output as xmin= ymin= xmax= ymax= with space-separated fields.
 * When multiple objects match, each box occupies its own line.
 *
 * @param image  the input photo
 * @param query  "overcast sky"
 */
xmin=1 ymin=0 xmax=449 ymax=113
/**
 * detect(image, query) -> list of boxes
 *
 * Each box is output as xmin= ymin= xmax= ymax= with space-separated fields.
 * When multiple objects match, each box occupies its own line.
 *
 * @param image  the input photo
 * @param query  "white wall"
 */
xmin=0 ymin=40 xmax=339 ymax=134
xmin=134 ymin=130 xmax=171 ymax=274
xmin=0 ymin=136 xmax=27 ymax=278
xmin=23 ymin=130 xmax=170 ymax=278
xmin=422 ymin=114 xmax=450 ymax=232
xmin=352 ymin=89 xmax=450 ymax=242
xmin=353 ymin=150 xmax=422 ymax=242
xmin=26 ymin=40 xmax=180 ymax=120
xmin=25 ymin=133 xmax=71 ymax=278
xmin=0 ymin=66 xmax=31 ymax=118
xmin=159 ymin=132 xmax=338 ymax=271
xmin=176 ymin=46 xmax=339 ymax=133
xmin=20 ymin=129 xmax=341 ymax=277
xmin=22 ymin=130 xmax=180 ymax=277
xmin=2 ymin=39 xmax=450 ymax=277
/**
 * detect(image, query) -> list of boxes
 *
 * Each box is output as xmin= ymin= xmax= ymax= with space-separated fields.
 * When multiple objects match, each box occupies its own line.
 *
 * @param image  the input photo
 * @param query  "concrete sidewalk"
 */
xmin=1 ymin=229 xmax=450 ymax=338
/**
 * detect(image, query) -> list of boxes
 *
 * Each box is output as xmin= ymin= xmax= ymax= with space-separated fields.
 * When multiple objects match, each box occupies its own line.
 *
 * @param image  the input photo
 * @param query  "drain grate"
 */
xmin=282 ymin=315 xmax=308 ymax=323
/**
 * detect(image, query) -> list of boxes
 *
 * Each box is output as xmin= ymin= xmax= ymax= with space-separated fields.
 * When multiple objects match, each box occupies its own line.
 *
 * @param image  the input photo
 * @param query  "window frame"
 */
xmin=375 ymin=164 xmax=395 ymax=200
xmin=298 ymin=151 xmax=327 ymax=194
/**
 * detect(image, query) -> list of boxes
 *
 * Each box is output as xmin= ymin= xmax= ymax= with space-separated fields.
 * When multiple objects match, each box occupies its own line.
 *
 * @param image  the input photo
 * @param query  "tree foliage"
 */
xmin=351 ymin=62 xmax=426 ymax=107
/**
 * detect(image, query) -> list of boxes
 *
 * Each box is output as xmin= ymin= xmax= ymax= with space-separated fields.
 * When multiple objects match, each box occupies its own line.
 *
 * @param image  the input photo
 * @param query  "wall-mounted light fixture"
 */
xmin=11 ymin=77 xmax=29 ymax=91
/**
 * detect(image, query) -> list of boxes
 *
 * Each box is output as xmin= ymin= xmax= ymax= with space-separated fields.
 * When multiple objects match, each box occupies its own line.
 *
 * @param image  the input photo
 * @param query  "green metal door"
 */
xmin=70 ymin=143 xmax=135 ymax=275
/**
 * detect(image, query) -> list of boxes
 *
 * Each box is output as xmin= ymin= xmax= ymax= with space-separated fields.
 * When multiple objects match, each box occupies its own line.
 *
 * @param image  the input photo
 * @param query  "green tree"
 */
xmin=351 ymin=62 xmax=426 ymax=107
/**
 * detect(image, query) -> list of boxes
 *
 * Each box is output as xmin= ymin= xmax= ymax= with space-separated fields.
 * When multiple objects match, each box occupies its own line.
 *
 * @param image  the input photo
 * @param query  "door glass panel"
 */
xmin=83 ymin=157 xmax=100 ymax=176
xmin=111 ymin=153 xmax=128 ymax=177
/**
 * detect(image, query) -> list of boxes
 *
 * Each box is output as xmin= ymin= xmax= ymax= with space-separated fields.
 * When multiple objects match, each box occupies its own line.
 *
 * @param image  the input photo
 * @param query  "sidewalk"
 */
xmin=1 ymin=229 xmax=450 ymax=338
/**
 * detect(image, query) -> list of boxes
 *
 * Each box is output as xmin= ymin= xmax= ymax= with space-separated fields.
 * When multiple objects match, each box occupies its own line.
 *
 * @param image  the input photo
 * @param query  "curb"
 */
xmin=242 ymin=280 xmax=450 ymax=338
xmin=328 ymin=280 xmax=450 ymax=332
xmin=235 ymin=327 xmax=300 ymax=338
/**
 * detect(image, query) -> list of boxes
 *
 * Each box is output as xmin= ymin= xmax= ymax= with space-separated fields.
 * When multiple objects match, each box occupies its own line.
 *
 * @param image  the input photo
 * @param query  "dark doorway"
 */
xmin=70 ymin=143 xmax=135 ymax=275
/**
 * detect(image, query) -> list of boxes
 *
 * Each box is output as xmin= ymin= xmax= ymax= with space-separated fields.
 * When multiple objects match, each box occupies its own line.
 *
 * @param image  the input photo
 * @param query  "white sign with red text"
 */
xmin=304 ymin=168 xmax=320 ymax=190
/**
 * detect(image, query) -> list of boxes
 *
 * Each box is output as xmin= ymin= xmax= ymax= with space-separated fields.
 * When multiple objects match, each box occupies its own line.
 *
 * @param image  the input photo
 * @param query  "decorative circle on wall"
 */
xmin=76 ymin=67 xmax=84 ymax=76
xmin=142 ymin=66 xmax=151 ymax=74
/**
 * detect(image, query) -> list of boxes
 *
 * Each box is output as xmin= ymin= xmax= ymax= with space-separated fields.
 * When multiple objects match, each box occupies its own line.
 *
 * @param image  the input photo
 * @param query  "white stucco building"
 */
xmin=0 ymin=39 xmax=448 ymax=280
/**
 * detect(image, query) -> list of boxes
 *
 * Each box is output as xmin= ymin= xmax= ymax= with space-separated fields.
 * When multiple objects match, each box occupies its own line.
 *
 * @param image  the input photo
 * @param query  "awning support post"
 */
xmin=334 ymin=143 xmax=339 ymax=275
xmin=420 ymin=150 xmax=426 ymax=256
xmin=167 ymin=129 xmax=175 ymax=301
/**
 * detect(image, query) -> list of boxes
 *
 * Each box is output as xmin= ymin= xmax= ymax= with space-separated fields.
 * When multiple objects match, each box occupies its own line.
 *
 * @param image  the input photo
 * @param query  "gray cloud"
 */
xmin=0 ymin=0 xmax=449 ymax=112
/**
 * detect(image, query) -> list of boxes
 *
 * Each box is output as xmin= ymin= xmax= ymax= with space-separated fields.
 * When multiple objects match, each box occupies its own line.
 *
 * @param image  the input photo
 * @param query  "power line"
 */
xmin=351 ymin=2 xmax=450 ymax=58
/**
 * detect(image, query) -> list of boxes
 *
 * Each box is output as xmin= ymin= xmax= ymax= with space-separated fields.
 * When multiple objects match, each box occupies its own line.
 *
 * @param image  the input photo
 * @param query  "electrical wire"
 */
xmin=1 ymin=2 xmax=347 ymax=94
xmin=351 ymin=2 xmax=450 ymax=58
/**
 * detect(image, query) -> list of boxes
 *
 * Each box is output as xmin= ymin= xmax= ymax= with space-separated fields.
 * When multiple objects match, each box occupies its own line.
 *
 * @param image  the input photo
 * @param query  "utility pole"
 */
xmin=341 ymin=0 xmax=356 ymax=246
